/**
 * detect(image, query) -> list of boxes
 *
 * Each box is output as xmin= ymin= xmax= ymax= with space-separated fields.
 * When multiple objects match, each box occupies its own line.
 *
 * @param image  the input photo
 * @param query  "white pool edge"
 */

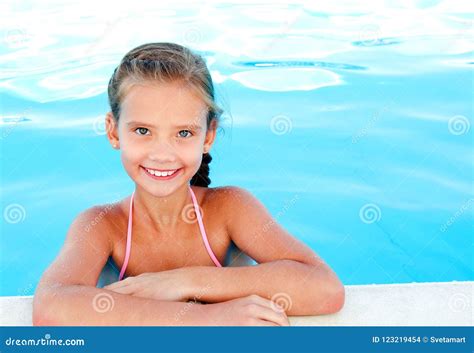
xmin=1 ymin=281 xmax=472 ymax=326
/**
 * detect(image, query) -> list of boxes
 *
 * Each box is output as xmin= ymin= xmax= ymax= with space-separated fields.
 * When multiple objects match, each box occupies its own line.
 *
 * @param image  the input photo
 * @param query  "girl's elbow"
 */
xmin=32 ymin=285 xmax=60 ymax=326
xmin=328 ymin=284 xmax=345 ymax=313
xmin=310 ymin=279 xmax=345 ymax=315
xmin=32 ymin=295 xmax=51 ymax=326
xmin=325 ymin=272 xmax=345 ymax=314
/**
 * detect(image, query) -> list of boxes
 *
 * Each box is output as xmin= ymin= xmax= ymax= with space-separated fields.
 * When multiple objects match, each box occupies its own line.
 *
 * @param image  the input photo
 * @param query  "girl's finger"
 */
xmin=255 ymin=305 xmax=290 ymax=326
xmin=249 ymin=295 xmax=288 ymax=315
xmin=247 ymin=318 xmax=279 ymax=326
xmin=106 ymin=285 xmax=134 ymax=295
xmin=103 ymin=283 xmax=125 ymax=290
xmin=256 ymin=320 xmax=279 ymax=326
xmin=104 ymin=277 xmax=136 ymax=290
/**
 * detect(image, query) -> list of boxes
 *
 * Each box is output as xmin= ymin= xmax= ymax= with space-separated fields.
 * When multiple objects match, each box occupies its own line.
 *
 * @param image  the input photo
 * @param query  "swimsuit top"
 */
xmin=118 ymin=184 xmax=222 ymax=281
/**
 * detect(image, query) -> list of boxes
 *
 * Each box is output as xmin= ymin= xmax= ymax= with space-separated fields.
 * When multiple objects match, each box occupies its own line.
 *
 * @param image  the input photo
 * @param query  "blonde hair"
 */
xmin=107 ymin=42 xmax=223 ymax=187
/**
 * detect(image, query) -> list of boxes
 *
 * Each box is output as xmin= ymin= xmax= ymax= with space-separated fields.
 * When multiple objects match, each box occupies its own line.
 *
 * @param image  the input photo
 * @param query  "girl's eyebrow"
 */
xmin=126 ymin=121 xmax=202 ymax=130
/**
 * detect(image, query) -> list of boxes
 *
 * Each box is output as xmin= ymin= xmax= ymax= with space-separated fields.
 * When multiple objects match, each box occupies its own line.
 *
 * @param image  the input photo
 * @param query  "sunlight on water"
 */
xmin=1 ymin=0 xmax=472 ymax=295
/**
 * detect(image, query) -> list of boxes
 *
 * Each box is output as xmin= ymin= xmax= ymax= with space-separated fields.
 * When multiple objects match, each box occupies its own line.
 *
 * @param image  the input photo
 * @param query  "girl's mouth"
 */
xmin=141 ymin=166 xmax=182 ymax=181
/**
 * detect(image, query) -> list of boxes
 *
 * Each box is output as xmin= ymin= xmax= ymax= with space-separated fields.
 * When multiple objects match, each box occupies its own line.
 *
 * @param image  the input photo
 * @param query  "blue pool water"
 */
xmin=1 ymin=1 xmax=473 ymax=296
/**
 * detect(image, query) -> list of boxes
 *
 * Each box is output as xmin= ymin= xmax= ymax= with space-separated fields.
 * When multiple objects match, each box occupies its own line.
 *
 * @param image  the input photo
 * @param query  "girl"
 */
xmin=33 ymin=42 xmax=344 ymax=326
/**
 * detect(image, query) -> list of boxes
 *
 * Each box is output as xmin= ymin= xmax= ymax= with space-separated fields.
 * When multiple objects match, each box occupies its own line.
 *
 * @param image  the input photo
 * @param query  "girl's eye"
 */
xmin=135 ymin=127 xmax=150 ymax=136
xmin=178 ymin=130 xmax=193 ymax=138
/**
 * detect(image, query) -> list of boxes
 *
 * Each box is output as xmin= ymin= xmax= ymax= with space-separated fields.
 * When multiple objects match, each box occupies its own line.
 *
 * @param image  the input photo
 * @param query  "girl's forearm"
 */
xmin=185 ymin=259 xmax=345 ymax=316
xmin=33 ymin=283 xmax=211 ymax=326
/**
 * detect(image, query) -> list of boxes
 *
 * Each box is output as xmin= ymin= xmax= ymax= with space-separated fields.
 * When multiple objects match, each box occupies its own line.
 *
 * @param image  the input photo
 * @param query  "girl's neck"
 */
xmin=132 ymin=183 xmax=193 ymax=233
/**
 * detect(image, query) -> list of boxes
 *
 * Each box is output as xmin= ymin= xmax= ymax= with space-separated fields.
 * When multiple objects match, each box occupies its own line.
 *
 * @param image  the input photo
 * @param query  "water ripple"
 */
xmin=1 ymin=116 xmax=32 ymax=124
xmin=233 ymin=60 xmax=367 ymax=71
xmin=352 ymin=37 xmax=402 ymax=47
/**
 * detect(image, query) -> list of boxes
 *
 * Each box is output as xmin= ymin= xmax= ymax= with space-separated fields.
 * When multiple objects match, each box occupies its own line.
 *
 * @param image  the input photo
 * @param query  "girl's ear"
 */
xmin=203 ymin=119 xmax=217 ymax=154
xmin=105 ymin=112 xmax=120 ymax=149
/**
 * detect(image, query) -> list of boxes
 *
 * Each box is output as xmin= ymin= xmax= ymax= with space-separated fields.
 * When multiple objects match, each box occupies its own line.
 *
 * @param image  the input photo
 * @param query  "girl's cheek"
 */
xmin=180 ymin=142 xmax=203 ymax=162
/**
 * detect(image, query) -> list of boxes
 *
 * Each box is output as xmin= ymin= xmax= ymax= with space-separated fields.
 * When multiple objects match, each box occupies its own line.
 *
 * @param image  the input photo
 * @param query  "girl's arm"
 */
xmin=184 ymin=186 xmax=345 ymax=316
xmin=34 ymin=284 xmax=209 ymax=326
xmin=33 ymin=207 xmax=208 ymax=326
xmin=34 ymin=205 xmax=289 ymax=326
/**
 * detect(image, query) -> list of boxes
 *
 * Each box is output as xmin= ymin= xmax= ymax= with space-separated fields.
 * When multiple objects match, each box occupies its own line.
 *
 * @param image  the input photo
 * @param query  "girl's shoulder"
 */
xmin=84 ymin=186 xmax=249 ymax=216
xmin=198 ymin=185 xmax=251 ymax=220
xmin=80 ymin=186 xmax=250 ymax=230
xmin=78 ymin=198 xmax=129 ymax=235
xmin=198 ymin=185 xmax=246 ymax=204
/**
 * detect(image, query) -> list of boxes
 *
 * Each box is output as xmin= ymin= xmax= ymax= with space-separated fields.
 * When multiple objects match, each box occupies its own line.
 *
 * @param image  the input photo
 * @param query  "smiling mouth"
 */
xmin=141 ymin=166 xmax=182 ymax=179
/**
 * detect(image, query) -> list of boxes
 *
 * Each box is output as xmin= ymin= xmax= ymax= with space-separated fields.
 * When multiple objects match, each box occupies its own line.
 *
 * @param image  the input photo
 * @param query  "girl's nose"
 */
xmin=147 ymin=140 xmax=177 ymax=162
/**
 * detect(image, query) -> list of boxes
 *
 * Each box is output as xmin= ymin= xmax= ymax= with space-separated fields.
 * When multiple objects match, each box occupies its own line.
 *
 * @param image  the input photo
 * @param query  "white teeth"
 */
xmin=145 ymin=168 xmax=177 ymax=177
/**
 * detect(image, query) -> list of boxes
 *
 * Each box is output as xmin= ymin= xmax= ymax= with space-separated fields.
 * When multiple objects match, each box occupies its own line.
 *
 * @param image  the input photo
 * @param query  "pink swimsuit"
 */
xmin=118 ymin=184 xmax=223 ymax=281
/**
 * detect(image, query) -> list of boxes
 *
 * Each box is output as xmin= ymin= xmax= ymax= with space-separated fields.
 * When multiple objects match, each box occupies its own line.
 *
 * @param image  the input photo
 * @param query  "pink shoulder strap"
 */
xmin=118 ymin=191 xmax=134 ymax=281
xmin=118 ymin=186 xmax=222 ymax=281
xmin=189 ymin=185 xmax=222 ymax=267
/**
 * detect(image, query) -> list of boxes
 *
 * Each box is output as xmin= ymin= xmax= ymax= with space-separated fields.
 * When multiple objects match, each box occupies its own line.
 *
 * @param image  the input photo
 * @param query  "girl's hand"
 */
xmin=204 ymin=294 xmax=290 ymax=326
xmin=103 ymin=269 xmax=192 ymax=302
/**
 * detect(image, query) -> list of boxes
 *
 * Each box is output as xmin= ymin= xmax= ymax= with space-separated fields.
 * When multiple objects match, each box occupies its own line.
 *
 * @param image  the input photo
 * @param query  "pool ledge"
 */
xmin=1 ymin=281 xmax=472 ymax=326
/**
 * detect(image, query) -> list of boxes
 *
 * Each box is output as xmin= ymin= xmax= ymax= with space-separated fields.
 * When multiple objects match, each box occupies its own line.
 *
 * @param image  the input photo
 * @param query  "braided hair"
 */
xmin=190 ymin=153 xmax=213 ymax=187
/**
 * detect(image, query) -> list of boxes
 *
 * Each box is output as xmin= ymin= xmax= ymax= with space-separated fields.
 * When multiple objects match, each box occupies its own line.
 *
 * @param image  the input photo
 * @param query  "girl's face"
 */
xmin=106 ymin=80 xmax=216 ymax=197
